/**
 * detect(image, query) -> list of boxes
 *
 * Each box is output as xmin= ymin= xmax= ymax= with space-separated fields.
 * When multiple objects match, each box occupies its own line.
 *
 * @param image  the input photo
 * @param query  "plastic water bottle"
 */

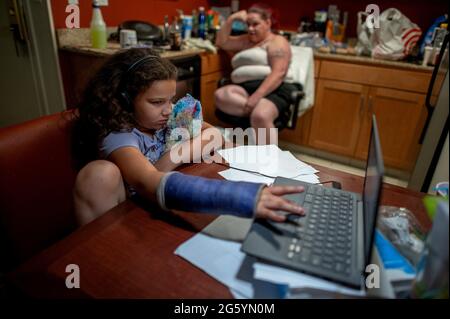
xmin=183 ymin=15 xmax=193 ymax=39
xmin=191 ymin=9 xmax=198 ymax=38
xmin=90 ymin=2 xmax=107 ymax=49
xmin=169 ymin=16 xmax=182 ymax=50
xmin=198 ymin=7 xmax=206 ymax=39
xmin=163 ymin=15 xmax=170 ymax=43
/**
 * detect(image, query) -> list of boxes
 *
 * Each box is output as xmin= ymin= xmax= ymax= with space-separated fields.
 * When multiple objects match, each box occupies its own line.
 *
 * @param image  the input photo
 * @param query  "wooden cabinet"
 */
xmin=308 ymin=79 xmax=369 ymax=157
xmin=200 ymin=70 xmax=224 ymax=126
xmin=278 ymin=108 xmax=313 ymax=146
xmin=199 ymin=51 xmax=231 ymax=126
xmin=279 ymin=60 xmax=321 ymax=146
xmin=308 ymin=78 xmax=428 ymax=170
xmin=354 ymin=87 xmax=427 ymax=171
xmin=296 ymin=58 xmax=432 ymax=172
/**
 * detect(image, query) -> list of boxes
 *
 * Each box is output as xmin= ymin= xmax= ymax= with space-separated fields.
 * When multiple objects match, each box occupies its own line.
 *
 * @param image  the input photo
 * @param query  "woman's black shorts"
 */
xmin=238 ymin=80 xmax=302 ymax=125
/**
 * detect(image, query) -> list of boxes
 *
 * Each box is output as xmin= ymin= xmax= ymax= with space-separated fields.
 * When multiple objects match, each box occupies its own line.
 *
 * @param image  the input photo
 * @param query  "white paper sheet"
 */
xmin=253 ymin=263 xmax=366 ymax=297
xmin=174 ymin=233 xmax=285 ymax=299
xmin=218 ymin=145 xmax=319 ymax=179
xmin=218 ymin=168 xmax=275 ymax=185
xmin=175 ymin=233 xmax=254 ymax=298
xmin=218 ymin=168 xmax=320 ymax=185
xmin=218 ymin=145 xmax=318 ymax=179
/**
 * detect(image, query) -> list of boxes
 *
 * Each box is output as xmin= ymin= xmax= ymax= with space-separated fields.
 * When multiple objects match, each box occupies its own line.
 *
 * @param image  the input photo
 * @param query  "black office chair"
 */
xmin=214 ymin=78 xmax=305 ymax=131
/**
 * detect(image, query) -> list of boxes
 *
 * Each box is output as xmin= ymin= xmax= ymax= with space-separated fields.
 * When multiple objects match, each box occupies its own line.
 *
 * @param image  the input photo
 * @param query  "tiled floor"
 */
xmin=293 ymin=152 xmax=408 ymax=188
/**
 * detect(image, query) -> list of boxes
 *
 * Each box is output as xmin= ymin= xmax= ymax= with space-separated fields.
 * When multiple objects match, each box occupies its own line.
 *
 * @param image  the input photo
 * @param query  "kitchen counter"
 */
xmin=60 ymin=44 xmax=431 ymax=72
xmin=56 ymin=28 xmax=205 ymax=60
xmin=60 ymin=42 xmax=205 ymax=60
xmin=57 ymin=29 xmax=432 ymax=72
xmin=313 ymin=51 xmax=433 ymax=72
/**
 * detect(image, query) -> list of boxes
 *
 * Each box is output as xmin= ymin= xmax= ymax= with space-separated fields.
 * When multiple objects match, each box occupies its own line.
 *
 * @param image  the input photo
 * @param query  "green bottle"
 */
xmin=191 ymin=9 xmax=198 ymax=38
xmin=90 ymin=2 xmax=107 ymax=49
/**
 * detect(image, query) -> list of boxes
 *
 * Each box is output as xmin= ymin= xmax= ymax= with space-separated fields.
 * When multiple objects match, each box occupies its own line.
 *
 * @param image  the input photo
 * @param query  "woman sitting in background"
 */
xmin=215 ymin=3 xmax=300 ymax=143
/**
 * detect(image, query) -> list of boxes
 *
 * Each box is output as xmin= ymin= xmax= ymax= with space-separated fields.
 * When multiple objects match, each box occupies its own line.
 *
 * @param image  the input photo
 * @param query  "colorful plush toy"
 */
xmin=165 ymin=94 xmax=203 ymax=152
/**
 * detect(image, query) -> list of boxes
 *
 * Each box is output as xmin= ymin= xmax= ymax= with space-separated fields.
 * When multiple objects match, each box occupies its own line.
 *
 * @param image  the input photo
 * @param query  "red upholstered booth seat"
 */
xmin=0 ymin=111 xmax=79 ymax=271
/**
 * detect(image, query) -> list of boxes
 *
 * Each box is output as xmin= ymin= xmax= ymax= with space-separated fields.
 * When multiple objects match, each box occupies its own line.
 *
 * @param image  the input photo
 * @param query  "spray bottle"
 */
xmin=90 ymin=0 xmax=107 ymax=49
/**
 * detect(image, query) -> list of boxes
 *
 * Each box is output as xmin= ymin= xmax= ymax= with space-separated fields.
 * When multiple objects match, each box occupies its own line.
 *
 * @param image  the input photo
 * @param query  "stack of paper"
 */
xmin=174 ymin=233 xmax=287 ymax=299
xmin=174 ymin=233 xmax=365 ymax=298
xmin=253 ymin=262 xmax=365 ymax=298
xmin=217 ymin=145 xmax=319 ymax=185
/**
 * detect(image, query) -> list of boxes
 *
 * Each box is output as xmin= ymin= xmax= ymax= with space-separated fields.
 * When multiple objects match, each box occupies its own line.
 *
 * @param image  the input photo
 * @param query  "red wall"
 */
xmin=50 ymin=0 xmax=210 ymax=28
xmin=51 ymin=0 xmax=448 ymax=38
xmin=238 ymin=0 xmax=448 ymax=37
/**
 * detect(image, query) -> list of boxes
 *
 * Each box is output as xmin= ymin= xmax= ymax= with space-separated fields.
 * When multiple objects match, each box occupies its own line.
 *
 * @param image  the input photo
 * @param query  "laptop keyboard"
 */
xmin=284 ymin=185 xmax=354 ymax=275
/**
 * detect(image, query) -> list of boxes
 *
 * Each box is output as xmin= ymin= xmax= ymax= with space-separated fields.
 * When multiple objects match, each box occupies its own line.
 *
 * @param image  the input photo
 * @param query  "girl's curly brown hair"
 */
xmin=72 ymin=48 xmax=177 ymax=169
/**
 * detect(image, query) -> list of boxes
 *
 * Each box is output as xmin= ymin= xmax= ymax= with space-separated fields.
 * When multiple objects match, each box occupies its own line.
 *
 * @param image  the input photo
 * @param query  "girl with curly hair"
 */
xmin=72 ymin=48 xmax=304 ymax=226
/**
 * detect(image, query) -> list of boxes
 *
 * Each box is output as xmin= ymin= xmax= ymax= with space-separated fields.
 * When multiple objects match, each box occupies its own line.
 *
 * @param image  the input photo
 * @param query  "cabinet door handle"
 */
xmin=11 ymin=0 xmax=28 ymax=42
xmin=359 ymin=95 xmax=365 ymax=115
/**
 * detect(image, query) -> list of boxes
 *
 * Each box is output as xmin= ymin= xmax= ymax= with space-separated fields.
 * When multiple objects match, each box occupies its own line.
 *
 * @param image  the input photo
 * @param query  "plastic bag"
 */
xmin=355 ymin=11 xmax=375 ymax=56
xmin=377 ymin=206 xmax=425 ymax=266
xmin=356 ymin=8 xmax=422 ymax=60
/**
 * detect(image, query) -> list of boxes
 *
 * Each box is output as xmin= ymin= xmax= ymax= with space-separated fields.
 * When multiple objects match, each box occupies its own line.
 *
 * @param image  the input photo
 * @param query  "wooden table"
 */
xmin=8 ymin=162 xmax=430 ymax=298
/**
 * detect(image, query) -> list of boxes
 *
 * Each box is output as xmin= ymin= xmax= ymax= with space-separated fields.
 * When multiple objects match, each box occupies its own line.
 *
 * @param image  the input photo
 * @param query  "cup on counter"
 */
xmin=423 ymin=46 xmax=433 ymax=66
xmin=435 ymin=181 xmax=449 ymax=198
xmin=120 ymin=29 xmax=137 ymax=48
xmin=183 ymin=15 xmax=193 ymax=40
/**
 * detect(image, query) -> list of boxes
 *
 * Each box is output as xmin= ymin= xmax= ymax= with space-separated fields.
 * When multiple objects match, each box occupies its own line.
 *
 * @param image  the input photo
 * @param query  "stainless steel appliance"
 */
xmin=409 ymin=29 xmax=449 ymax=193
xmin=171 ymin=55 xmax=201 ymax=102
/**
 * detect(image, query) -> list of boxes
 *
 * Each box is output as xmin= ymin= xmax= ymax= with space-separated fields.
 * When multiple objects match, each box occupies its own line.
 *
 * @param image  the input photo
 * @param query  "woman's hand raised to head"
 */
xmin=231 ymin=10 xmax=248 ymax=22
xmin=255 ymin=185 xmax=305 ymax=222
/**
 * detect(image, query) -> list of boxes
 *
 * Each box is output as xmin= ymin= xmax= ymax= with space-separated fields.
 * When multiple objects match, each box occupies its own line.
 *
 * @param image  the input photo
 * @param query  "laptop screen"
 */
xmin=362 ymin=115 xmax=385 ymax=266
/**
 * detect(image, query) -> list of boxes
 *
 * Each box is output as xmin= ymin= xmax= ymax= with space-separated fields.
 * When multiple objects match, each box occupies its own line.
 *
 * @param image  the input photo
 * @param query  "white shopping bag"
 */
xmin=356 ymin=8 xmax=422 ymax=60
xmin=355 ymin=11 xmax=375 ymax=56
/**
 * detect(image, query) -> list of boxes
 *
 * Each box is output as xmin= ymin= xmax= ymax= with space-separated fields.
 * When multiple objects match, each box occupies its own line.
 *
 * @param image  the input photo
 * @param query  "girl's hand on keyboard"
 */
xmin=255 ymin=185 xmax=305 ymax=222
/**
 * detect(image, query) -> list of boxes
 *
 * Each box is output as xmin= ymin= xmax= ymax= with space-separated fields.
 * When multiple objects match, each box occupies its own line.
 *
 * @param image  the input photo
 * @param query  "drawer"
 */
xmin=319 ymin=60 xmax=432 ymax=93
xmin=201 ymin=52 xmax=225 ymax=75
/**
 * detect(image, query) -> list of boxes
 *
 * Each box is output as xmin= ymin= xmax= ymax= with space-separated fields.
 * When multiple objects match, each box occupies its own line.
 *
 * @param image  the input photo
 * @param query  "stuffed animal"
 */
xmin=165 ymin=94 xmax=203 ymax=152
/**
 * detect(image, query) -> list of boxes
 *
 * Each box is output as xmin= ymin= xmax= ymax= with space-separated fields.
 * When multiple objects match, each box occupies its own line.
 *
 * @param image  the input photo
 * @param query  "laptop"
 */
xmin=241 ymin=115 xmax=384 ymax=288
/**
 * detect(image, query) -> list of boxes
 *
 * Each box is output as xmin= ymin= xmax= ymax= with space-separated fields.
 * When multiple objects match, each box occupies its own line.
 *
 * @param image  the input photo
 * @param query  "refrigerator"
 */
xmin=0 ymin=0 xmax=65 ymax=127
xmin=409 ymin=30 xmax=449 ymax=193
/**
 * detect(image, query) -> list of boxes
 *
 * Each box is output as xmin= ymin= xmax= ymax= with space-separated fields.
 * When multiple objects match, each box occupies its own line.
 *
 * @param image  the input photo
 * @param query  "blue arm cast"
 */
xmin=157 ymin=172 xmax=265 ymax=218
